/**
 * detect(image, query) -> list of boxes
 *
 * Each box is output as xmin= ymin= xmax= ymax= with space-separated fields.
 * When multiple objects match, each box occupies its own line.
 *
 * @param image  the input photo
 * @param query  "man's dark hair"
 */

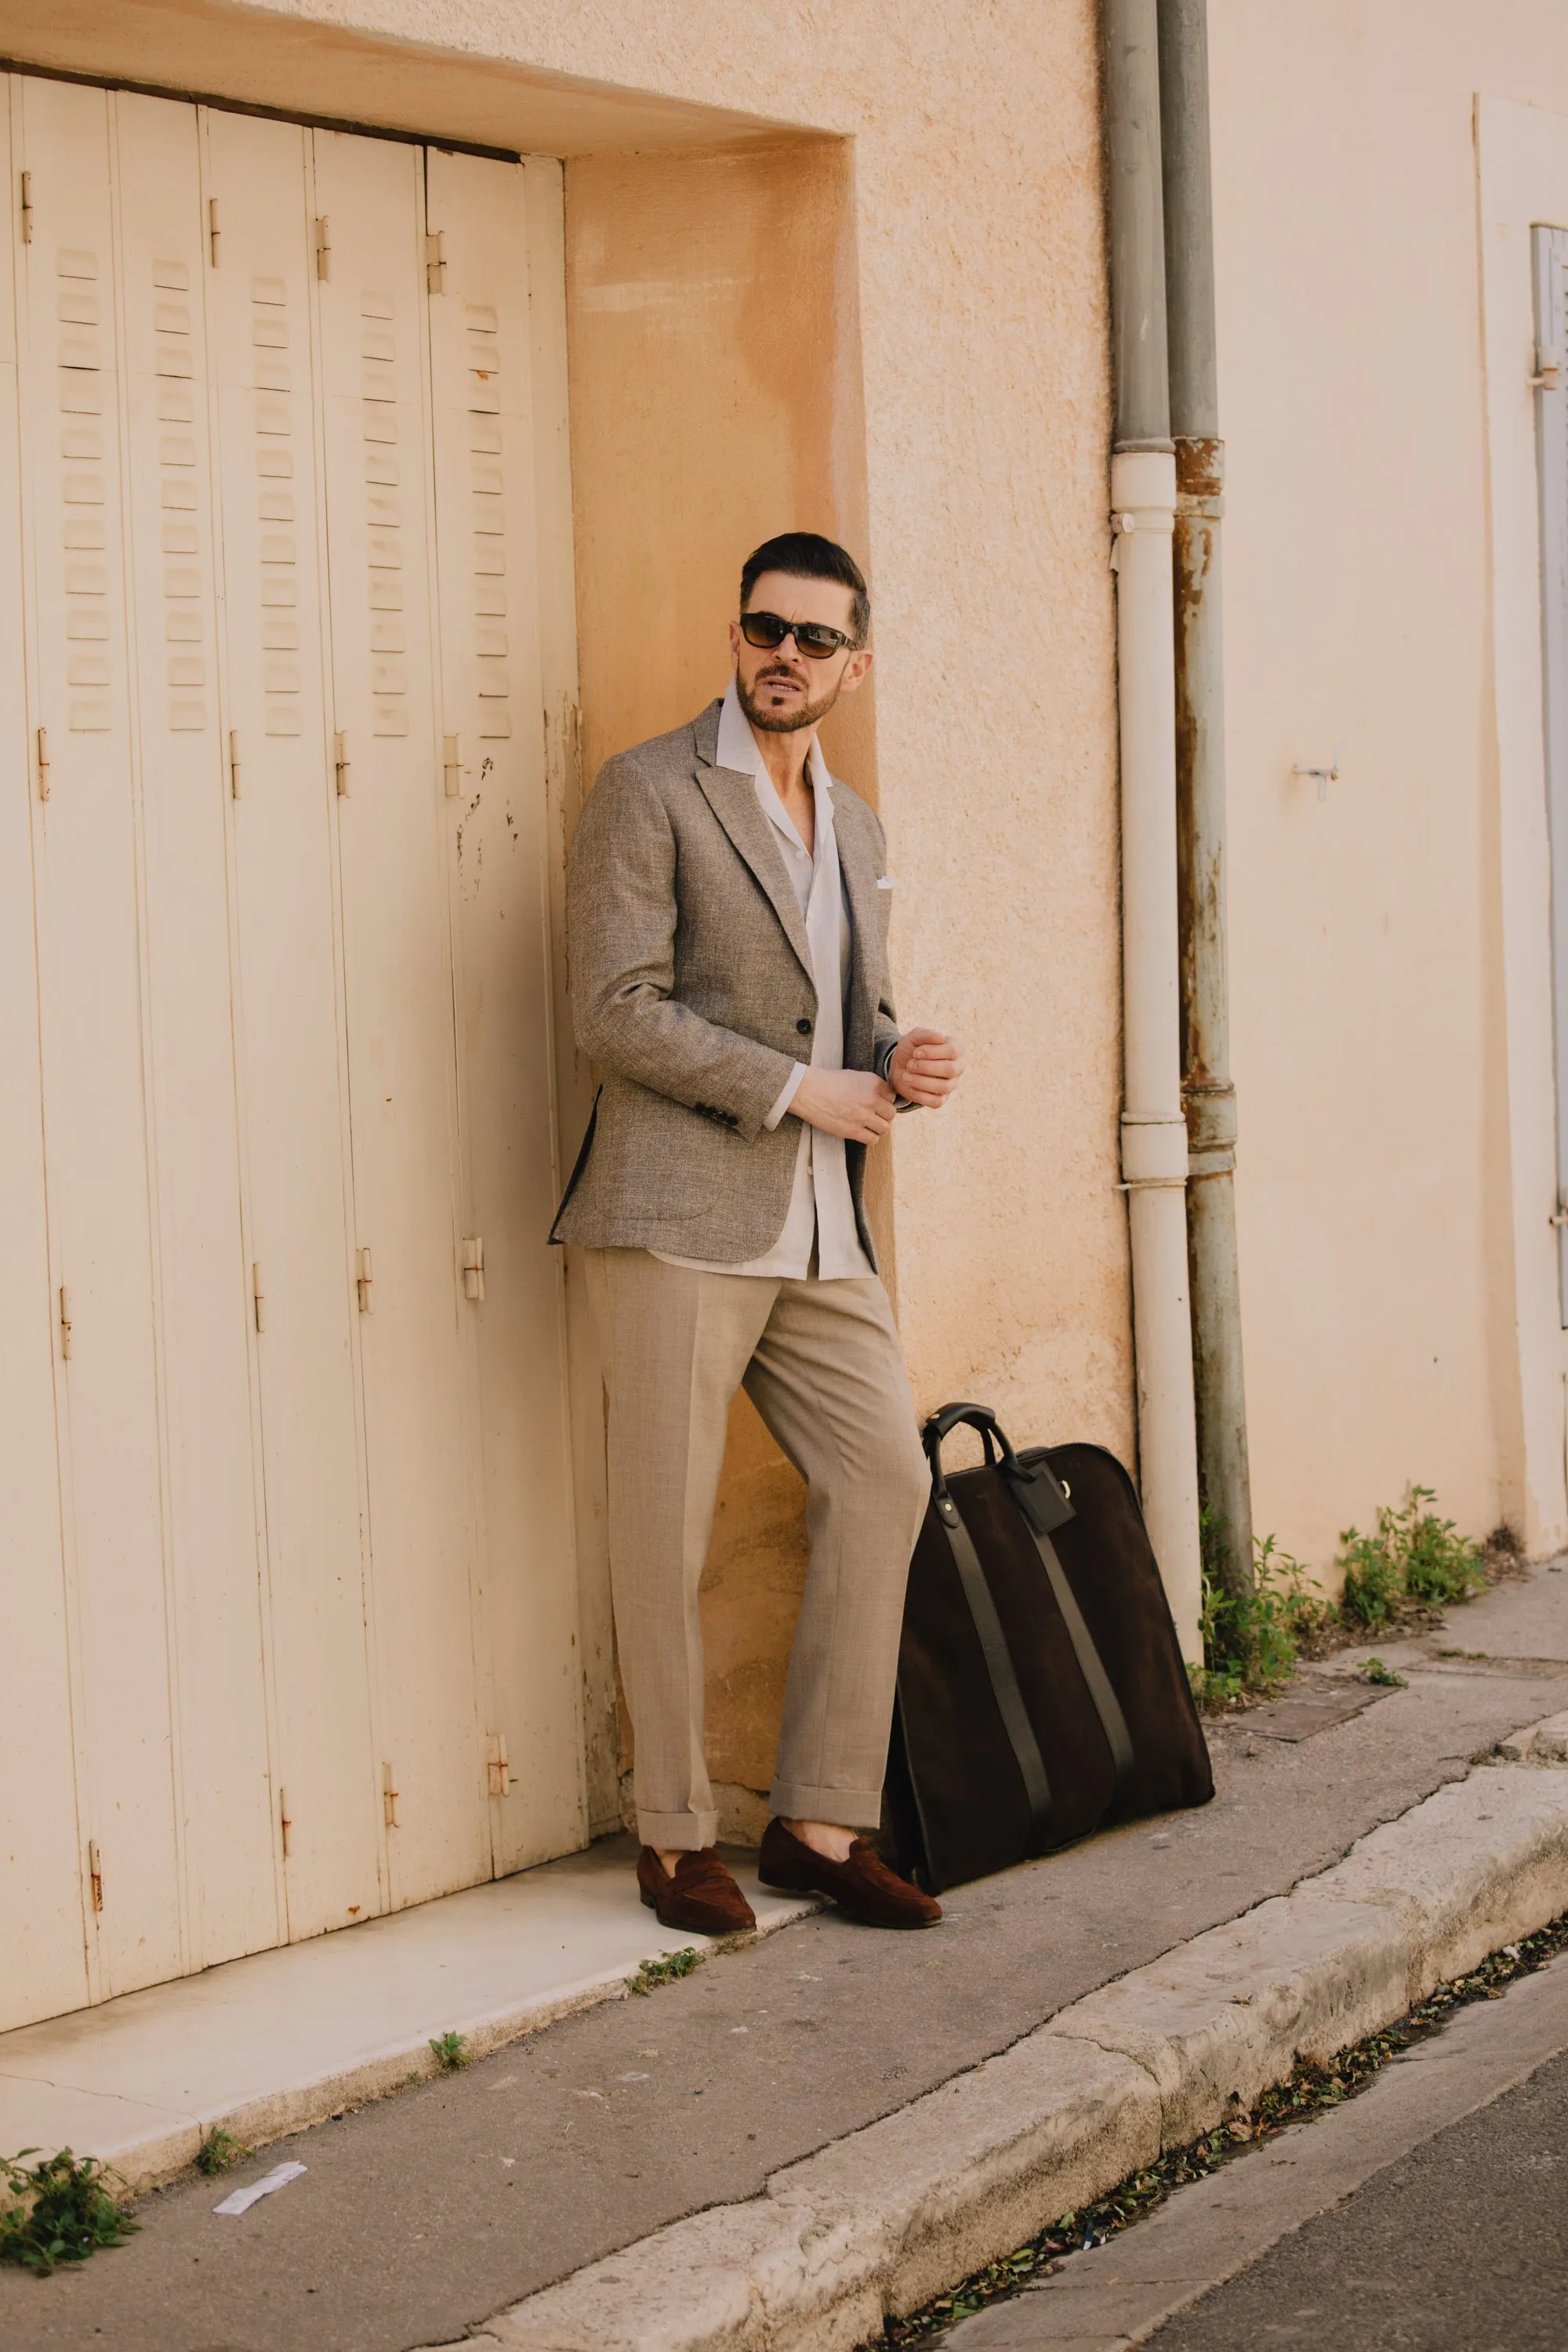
xmin=739 ymin=532 xmax=869 ymax=649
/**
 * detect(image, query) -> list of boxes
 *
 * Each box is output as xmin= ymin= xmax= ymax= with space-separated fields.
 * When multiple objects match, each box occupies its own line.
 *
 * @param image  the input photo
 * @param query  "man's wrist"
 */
xmin=764 ymin=1062 xmax=808 ymax=1131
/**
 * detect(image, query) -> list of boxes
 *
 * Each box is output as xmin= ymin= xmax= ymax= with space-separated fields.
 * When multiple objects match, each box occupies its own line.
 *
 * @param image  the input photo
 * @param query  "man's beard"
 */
xmin=739 ymin=663 xmax=843 ymax=735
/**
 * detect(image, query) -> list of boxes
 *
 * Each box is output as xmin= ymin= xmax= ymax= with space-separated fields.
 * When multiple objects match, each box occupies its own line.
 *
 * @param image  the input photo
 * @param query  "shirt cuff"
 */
xmin=880 ymin=1035 xmax=919 ymax=1112
xmin=764 ymin=1062 xmax=808 ymax=1131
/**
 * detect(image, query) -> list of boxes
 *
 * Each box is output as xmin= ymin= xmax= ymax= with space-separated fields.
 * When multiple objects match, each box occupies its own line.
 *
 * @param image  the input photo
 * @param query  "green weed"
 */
xmin=1340 ymin=1488 xmax=1486 ymax=1627
xmin=627 ymin=1947 xmax=702 ymax=1995
xmin=429 ymin=2031 xmax=469 ymax=2071
xmin=0 ymin=2147 xmax=139 ymax=2278
xmin=1190 ymin=1487 xmax=1492 ymax=1713
xmin=1357 ymin=1657 xmax=1407 ymax=1688
xmin=194 ymin=2128 xmax=249 ymax=2176
xmin=1190 ymin=1528 xmax=1330 ymax=1710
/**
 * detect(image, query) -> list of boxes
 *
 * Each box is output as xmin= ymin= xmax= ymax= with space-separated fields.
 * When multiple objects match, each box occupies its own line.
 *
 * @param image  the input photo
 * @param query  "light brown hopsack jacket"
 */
xmin=551 ymin=696 xmax=901 ymax=1266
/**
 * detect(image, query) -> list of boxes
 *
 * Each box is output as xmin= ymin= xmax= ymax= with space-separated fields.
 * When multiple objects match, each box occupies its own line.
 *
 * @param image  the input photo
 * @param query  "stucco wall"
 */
xmin=12 ymin=0 xmax=1124 ymax=1819
xmin=553 ymin=27 xmax=1126 ymax=1810
xmin=1208 ymin=0 xmax=1568 ymax=1578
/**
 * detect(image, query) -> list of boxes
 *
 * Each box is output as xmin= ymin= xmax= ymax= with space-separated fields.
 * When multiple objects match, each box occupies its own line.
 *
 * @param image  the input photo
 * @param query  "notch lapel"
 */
xmin=691 ymin=713 xmax=815 ymax=988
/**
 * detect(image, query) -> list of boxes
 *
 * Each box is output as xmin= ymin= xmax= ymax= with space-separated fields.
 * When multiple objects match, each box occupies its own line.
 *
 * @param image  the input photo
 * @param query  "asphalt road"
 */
xmin=1144 ymin=2045 xmax=1568 ymax=2352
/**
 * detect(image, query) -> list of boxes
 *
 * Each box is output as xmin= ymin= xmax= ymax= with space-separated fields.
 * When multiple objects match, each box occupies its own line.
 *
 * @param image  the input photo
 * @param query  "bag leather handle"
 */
xmin=924 ymin=1403 xmax=1075 ymax=1533
xmin=924 ymin=1403 xmax=1012 ymax=1496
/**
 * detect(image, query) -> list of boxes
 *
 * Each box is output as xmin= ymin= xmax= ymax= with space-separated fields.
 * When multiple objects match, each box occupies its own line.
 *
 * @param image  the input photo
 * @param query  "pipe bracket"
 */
xmin=1120 ymin=1116 xmax=1190 ymax=1188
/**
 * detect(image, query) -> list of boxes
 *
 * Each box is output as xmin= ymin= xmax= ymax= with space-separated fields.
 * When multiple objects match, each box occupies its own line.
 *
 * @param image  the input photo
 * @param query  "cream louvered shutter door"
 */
xmin=1535 ymin=225 xmax=1568 ymax=1326
xmin=16 ymin=73 xmax=185 ymax=2002
xmin=0 ymin=74 xmax=92 ymax=2031
xmin=426 ymin=149 xmax=587 ymax=1874
xmin=202 ymin=104 xmax=384 ymax=1944
xmin=0 ymin=74 xmax=581 ymax=2032
xmin=115 ymin=90 xmax=281 ymax=1975
xmin=310 ymin=125 xmax=491 ymax=1907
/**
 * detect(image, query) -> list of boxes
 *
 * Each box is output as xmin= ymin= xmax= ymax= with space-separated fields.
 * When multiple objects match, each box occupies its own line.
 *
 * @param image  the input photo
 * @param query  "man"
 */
xmin=553 ymin=532 xmax=964 ymax=1935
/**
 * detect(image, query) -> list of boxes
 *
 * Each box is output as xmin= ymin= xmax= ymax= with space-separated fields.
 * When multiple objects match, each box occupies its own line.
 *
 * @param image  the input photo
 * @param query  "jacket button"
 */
xmin=796 ymin=1018 xmax=813 ymax=1035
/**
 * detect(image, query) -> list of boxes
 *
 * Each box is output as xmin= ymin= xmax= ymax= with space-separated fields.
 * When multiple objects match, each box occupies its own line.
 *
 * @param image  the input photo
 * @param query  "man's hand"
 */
xmin=887 ymin=1029 xmax=965 ymax=1109
xmin=790 ymin=1068 xmax=898 ymax=1144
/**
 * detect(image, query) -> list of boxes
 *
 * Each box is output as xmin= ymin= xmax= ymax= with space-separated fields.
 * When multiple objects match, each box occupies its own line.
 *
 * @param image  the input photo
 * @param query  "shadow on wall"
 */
xmin=567 ymin=134 xmax=878 ymax=1825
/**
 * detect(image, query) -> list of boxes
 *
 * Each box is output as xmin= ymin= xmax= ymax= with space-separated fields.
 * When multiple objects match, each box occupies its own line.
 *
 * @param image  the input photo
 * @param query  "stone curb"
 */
xmin=452 ymin=1739 xmax=1568 ymax=2352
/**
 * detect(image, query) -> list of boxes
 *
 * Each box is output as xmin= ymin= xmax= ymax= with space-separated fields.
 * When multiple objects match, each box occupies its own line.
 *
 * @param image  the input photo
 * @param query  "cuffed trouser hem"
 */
xmin=768 ymin=1781 xmax=886 ymax=1830
xmin=636 ymin=1807 xmax=719 ymax=1850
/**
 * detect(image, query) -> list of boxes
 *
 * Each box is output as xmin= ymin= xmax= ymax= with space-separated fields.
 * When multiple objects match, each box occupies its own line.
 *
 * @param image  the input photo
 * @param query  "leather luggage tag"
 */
xmin=1004 ymin=1457 xmax=1076 ymax=1537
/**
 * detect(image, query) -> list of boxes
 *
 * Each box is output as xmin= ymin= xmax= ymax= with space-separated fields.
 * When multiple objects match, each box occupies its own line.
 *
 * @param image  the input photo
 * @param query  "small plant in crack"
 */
xmin=429 ymin=2031 xmax=470 ymax=2071
xmin=194 ymin=2128 xmax=250 ymax=2176
xmin=627 ymin=1948 xmax=702 ymax=1995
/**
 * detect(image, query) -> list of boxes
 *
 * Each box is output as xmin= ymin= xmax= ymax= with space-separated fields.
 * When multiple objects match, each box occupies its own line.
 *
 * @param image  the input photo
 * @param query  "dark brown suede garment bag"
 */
xmin=886 ymin=1403 xmax=1214 ymax=1893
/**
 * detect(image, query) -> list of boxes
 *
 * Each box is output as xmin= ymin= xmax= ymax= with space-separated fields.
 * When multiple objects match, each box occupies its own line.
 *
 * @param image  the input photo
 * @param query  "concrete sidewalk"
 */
xmin=2 ymin=1563 xmax=1566 ymax=2352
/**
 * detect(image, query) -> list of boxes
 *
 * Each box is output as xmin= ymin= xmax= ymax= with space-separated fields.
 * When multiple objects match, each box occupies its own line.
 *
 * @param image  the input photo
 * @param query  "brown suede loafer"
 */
xmin=757 ymin=1817 xmax=942 ymax=1929
xmin=637 ymin=1846 xmax=757 ymax=1936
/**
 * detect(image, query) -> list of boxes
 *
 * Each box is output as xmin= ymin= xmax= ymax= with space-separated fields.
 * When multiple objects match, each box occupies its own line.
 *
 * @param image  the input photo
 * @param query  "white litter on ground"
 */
xmin=212 ymin=2160 xmax=307 ymax=2216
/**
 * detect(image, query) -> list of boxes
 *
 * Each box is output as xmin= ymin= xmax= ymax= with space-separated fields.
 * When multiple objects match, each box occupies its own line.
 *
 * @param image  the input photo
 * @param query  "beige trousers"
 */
xmin=583 ymin=1248 xmax=930 ymax=1849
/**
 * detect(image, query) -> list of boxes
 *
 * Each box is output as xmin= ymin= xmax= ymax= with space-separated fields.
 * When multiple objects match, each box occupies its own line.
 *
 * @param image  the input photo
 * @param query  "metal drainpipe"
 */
xmin=1104 ymin=0 xmax=1203 ymax=1661
xmin=1158 ymin=0 xmax=1254 ymax=1600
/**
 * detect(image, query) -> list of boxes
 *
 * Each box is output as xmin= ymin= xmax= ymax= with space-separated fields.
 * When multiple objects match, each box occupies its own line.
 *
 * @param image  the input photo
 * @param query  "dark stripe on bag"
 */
xmin=932 ymin=1490 xmax=1054 ymax=1850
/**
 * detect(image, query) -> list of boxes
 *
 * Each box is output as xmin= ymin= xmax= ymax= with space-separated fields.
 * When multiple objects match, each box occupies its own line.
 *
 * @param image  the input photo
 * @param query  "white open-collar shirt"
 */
xmin=653 ymin=678 xmax=876 ymax=1282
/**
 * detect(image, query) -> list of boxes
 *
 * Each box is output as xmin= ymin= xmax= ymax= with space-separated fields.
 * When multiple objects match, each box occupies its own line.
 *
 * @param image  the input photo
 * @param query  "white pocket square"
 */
xmin=876 ymin=875 xmax=895 ymax=889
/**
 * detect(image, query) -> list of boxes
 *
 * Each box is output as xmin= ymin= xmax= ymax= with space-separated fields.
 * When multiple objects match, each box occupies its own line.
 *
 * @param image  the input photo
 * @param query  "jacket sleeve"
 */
xmin=568 ymin=756 xmax=799 ymax=1144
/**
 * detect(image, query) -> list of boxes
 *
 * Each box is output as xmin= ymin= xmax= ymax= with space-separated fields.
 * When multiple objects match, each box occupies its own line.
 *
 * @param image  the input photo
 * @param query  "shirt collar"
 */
xmin=718 ymin=677 xmax=833 ymax=800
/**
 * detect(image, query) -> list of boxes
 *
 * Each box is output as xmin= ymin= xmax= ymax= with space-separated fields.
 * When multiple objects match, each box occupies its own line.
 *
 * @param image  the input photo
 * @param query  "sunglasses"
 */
xmin=739 ymin=610 xmax=855 ymax=661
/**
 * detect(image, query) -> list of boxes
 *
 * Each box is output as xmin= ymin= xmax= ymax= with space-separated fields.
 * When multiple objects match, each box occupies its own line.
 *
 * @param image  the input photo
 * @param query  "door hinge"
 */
xmin=35 ymin=725 xmax=49 ymax=800
xmin=1530 ymin=343 xmax=1562 ymax=390
xmin=228 ymin=728 xmax=241 ymax=799
xmin=58 ymin=1283 xmax=71 ymax=1359
xmin=252 ymin=1261 xmax=266 ymax=1332
xmin=279 ymin=1787 xmax=292 ymax=1858
xmin=463 ymin=1235 xmax=485 ymax=1301
xmin=20 ymin=169 xmax=34 ymax=245
xmin=315 ymin=215 xmax=331 ymax=282
xmin=334 ymin=729 xmax=350 ymax=796
xmin=486 ymin=1733 xmax=512 ymax=1798
xmin=424 ymin=230 xmax=446 ymax=295
xmin=442 ymin=732 xmax=466 ymax=798
xmin=88 ymin=1838 xmax=103 ymax=1912
xmin=357 ymin=1247 xmax=374 ymax=1313
xmin=382 ymin=1761 xmax=400 ymax=1828
xmin=208 ymin=198 xmax=221 ymax=267
xmin=1550 ymin=1200 xmax=1568 ymax=1229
